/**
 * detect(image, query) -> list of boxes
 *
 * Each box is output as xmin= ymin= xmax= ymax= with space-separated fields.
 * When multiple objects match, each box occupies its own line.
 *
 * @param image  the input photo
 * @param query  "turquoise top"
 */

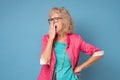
xmin=52 ymin=41 xmax=78 ymax=80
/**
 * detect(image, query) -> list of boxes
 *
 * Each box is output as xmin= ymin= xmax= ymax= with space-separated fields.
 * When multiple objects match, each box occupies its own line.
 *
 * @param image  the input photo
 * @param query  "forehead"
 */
xmin=50 ymin=13 xmax=61 ymax=18
xmin=49 ymin=10 xmax=61 ymax=18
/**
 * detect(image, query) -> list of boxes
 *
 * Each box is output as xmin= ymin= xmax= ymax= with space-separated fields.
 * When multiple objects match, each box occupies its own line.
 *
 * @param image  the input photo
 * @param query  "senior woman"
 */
xmin=38 ymin=7 xmax=104 ymax=80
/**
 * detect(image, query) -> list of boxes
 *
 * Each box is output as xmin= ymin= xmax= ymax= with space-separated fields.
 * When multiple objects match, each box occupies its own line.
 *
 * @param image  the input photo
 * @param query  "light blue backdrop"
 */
xmin=0 ymin=0 xmax=120 ymax=80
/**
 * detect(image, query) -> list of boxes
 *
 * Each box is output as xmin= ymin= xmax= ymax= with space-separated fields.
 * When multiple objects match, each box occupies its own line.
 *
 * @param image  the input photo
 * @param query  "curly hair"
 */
xmin=48 ymin=7 xmax=74 ymax=34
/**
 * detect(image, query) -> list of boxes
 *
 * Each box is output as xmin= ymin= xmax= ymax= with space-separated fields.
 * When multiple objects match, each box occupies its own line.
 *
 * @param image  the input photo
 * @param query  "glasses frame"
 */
xmin=48 ymin=17 xmax=62 ymax=23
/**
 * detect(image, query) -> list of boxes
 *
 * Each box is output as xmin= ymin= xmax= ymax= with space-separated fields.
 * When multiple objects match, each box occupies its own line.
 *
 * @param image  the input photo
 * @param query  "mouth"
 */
xmin=55 ymin=26 xmax=57 ymax=31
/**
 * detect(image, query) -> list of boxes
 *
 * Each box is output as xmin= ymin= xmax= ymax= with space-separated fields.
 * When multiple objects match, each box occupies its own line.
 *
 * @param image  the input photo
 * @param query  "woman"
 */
xmin=38 ymin=7 xmax=104 ymax=80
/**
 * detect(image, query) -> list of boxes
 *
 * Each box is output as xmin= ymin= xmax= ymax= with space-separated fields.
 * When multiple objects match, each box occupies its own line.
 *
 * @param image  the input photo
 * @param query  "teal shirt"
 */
xmin=52 ymin=41 xmax=78 ymax=80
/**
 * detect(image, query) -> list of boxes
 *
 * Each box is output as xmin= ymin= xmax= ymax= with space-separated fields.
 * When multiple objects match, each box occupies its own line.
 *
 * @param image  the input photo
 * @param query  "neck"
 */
xmin=57 ymin=32 xmax=66 ymax=38
xmin=55 ymin=32 xmax=67 ymax=42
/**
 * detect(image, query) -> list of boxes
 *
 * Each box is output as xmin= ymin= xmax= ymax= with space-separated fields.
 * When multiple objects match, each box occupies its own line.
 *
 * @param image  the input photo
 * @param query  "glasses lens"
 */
xmin=48 ymin=17 xmax=62 ymax=22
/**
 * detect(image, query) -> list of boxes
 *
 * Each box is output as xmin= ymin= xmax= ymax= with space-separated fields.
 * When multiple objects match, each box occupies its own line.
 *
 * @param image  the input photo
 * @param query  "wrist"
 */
xmin=78 ymin=65 xmax=86 ymax=72
xmin=78 ymin=66 xmax=83 ymax=72
xmin=48 ymin=38 xmax=54 ymax=42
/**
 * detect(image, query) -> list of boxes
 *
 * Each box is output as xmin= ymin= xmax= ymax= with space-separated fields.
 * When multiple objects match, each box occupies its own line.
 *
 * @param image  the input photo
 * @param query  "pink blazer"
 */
xmin=38 ymin=33 xmax=100 ymax=80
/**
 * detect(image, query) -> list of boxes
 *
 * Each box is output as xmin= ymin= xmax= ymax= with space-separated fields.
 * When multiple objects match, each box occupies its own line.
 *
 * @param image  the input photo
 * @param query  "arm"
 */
xmin=40 ymin=38 xmax=54 ymax=65
xmin=74 ymin=51 xmax=104 ymax=73
xmin=40 ymin=21 xmax=57 ymax=65
xmin=74 ymin=36 xmax=104 ymax=73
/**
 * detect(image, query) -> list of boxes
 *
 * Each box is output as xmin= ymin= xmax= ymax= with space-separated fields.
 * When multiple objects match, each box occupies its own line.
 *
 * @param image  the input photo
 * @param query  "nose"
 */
xmin=52 ymin=20 xmax=56 ymax=24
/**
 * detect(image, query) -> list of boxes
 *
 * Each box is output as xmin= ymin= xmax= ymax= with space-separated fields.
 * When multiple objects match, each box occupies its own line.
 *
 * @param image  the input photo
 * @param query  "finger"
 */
xmin=75 ymin=72 xmax=80 ymax=76
xmin=50 ymin=22 xmax=53 ymax=29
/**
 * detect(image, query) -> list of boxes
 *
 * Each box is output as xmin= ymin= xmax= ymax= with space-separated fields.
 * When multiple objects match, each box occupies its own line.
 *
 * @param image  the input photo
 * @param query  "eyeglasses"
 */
xmin=48 ymin=17 xmax=62 ymax=23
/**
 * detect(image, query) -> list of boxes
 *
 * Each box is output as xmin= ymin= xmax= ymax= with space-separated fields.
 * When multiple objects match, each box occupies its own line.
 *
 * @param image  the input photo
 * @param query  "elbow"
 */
xmin=92 ymin=50 xmax=104 ymax=57
xmin=40 ymin=55 xmax=50 ymax=65
xmin=100 ymin=50 xmax=104 ymax=57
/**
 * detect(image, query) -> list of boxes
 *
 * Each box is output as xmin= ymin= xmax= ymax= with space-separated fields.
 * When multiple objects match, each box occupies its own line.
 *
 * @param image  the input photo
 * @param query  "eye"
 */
xmin=57 ymin=17 xmax=62 ymax=20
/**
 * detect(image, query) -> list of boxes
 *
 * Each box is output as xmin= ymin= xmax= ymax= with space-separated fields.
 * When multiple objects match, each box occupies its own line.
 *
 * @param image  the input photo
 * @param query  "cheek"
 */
xmin=57 ymin=26 xmax=62 ymax=31
xmin=60 ymin=23 xmax=64 ymax=30
xmin=57 ymin=22 xmax=62 ymax=29
xmin=57 ymin=21 xmax=64 ymax=31
xmin=56 ymin=25 xmax=62 ymax=32
xmin=58 ymin=21 xmax=64 ymax=27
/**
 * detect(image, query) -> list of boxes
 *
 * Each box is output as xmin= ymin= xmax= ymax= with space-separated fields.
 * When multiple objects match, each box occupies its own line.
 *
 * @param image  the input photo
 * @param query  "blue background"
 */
xmin=0 ymin=0 xmax=120 ymax=80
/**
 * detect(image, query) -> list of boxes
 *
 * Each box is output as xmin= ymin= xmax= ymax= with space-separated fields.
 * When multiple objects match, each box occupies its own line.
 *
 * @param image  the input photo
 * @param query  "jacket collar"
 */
xmin=66 ymin=33 xmax=70 ymax=48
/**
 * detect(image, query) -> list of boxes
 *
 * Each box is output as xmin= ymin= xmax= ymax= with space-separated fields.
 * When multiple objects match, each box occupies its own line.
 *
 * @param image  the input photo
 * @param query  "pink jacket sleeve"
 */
xmin=79 ymin=36 xmax=100 ymax=56
xmin=40 ymin=35 xmax=48 ymax=58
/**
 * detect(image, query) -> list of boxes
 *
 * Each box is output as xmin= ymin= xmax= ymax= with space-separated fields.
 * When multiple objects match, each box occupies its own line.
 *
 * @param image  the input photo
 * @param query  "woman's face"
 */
xmin=48 ymin=13 xmax=64 ymax=34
